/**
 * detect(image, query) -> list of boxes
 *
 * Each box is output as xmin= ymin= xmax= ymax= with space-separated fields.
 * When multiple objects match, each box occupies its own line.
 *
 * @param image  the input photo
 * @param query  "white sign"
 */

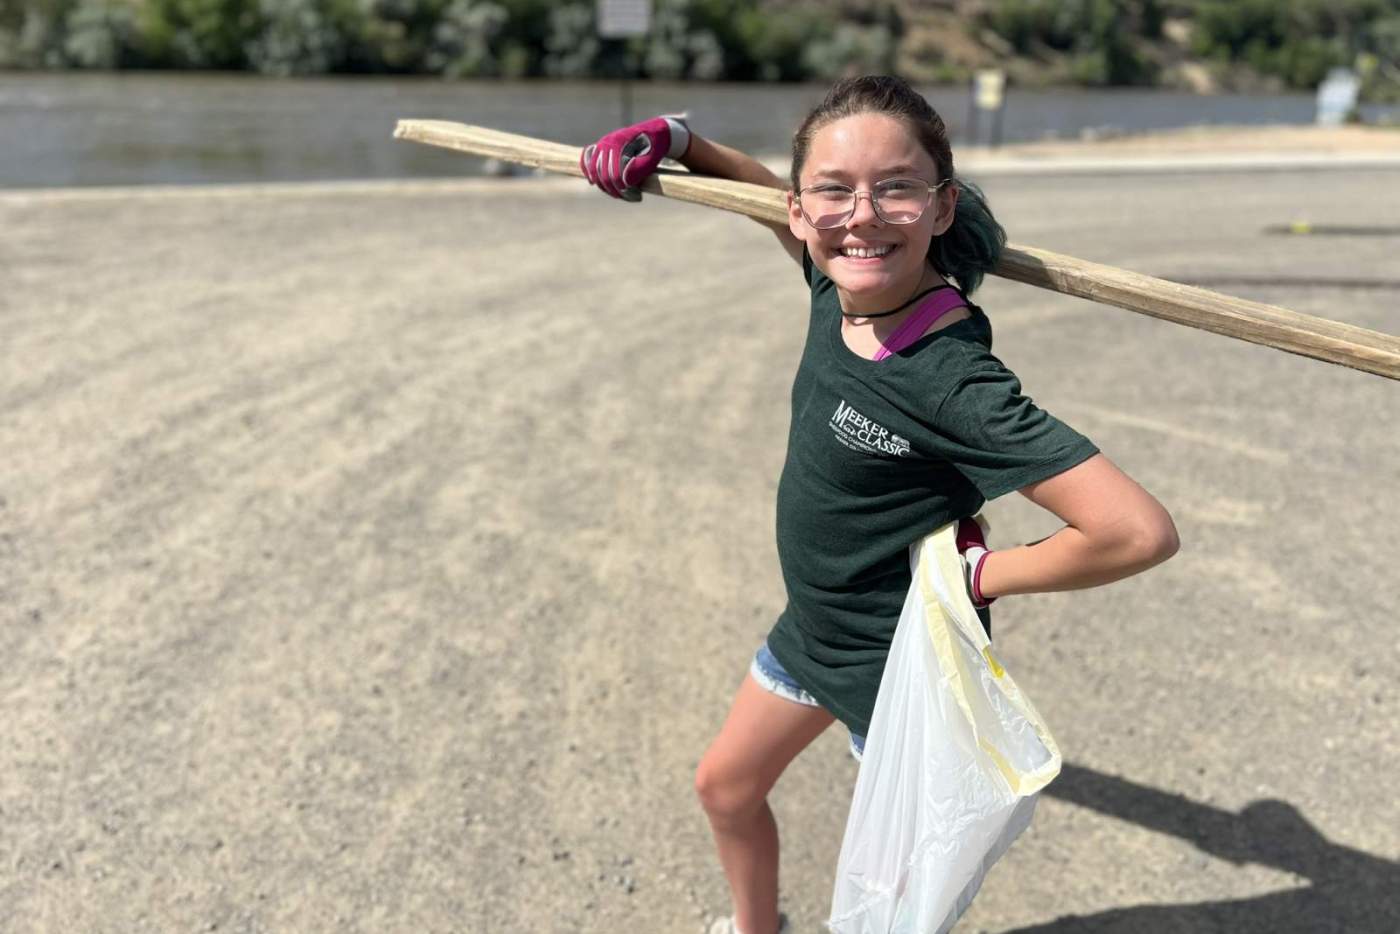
xmin=598 ymin=0 xmax=651 ymax=38
xmin=1316 ymin=67 xmax=1360 ymax=126
xmin=974 ymin=69 xmax=1006 ymax=110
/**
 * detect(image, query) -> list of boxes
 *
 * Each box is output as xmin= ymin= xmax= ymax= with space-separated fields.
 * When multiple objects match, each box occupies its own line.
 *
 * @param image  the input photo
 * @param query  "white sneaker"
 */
xmin=706 ymin=914 xmax=791 ymax=934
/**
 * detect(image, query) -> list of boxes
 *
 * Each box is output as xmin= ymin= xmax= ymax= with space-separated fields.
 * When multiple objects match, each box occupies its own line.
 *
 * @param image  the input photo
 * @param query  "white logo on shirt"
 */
xmin=830 ymin=400 xmax=911 ymax=457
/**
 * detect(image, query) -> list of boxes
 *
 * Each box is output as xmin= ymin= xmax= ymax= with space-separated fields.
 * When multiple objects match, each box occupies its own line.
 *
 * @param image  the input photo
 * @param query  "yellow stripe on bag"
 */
xmin=916 ymin=521 xmax=1063 ymax=797
xmin=983 ymin=647 xmax=1006 ymax=679
xmin=917 ymin=578 xmax=1023 ymax=789
xmin=918 ymin=575 xmax=979 ymax=736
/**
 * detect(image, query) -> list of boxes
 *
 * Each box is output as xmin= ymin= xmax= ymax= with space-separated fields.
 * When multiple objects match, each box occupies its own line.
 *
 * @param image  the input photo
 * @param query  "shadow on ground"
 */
xmin=1007 ymin=763 xmax=1400 ymax=933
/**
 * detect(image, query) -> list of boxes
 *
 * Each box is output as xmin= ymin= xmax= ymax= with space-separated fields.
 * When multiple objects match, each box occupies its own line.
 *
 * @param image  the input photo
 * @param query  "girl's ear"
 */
xmin=787 ymin=189 xmax=806 ymax=241
xmin=931 ymin=182 xmax=960 ymax=237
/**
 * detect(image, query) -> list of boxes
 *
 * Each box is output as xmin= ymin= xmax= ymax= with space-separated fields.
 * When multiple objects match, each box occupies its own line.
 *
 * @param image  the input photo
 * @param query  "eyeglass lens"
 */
xmin=801 ymin=179 xmax=933 ymax=229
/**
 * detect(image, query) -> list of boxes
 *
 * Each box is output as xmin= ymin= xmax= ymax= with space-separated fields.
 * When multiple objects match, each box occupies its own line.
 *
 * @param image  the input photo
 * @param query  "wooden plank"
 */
xmin=993 ymin=247 xmax=1400 ymax=379
xmin=394 ymin=119 xmax=1400 ymax=381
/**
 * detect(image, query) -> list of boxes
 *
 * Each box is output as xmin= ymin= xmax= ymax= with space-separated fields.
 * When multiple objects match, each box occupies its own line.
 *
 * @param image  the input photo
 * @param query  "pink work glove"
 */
xmin=956 ymin=516 xmax=997 ymax=608
xmin=579 ymin=115 xmax=690 ymax=202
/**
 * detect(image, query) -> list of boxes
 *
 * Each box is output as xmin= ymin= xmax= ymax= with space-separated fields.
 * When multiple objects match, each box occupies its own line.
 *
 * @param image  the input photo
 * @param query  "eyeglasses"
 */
xmin=796 ymin=178 xmax=946 ymax=229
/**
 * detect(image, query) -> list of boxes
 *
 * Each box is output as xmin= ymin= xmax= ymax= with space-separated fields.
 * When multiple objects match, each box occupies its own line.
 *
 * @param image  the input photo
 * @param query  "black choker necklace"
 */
xmin=840 ymin=284 xmax=951 ymax=320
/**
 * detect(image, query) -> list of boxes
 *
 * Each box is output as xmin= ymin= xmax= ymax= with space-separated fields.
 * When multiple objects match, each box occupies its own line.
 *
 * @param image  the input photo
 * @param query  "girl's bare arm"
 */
xmin=977 ymin=453 xmax=1179 ymax=599
xmin=679 ymin=134 xmax=805 ymax=264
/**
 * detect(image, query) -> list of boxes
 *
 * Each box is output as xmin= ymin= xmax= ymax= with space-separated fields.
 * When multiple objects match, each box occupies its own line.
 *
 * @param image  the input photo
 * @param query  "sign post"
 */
xmin=597 ymin=0 xmax=652 ymax=125
xmin=969 ymin=69 xmax=1007 ymax=147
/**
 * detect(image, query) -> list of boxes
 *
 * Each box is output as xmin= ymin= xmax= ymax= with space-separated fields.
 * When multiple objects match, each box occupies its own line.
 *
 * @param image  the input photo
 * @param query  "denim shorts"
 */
xmin=750 ymin=641 xmax=866 ymax=762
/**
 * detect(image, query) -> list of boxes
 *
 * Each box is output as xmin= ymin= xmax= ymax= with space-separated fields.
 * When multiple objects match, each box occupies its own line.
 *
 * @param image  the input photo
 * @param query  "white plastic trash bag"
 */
xmin=827 ymin=519 xmax=1061 ymax=934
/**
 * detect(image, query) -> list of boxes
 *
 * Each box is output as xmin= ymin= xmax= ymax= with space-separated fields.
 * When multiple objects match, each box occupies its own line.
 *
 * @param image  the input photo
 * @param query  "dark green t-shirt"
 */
xmin=765 ymin=249 xmax=1099 ymax=736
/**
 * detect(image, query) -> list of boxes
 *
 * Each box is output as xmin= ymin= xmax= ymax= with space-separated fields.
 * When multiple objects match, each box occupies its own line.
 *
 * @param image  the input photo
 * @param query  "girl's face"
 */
xmin=787 ymin=112 xmax=958 ymax=314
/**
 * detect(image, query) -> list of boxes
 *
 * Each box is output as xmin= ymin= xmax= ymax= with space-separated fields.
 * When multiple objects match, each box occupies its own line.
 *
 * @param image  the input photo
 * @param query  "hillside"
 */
xmin=888 ymin=0 xmax=1400 ymax=98
xmin=1 ymin=0 xmax=1396 ymax=101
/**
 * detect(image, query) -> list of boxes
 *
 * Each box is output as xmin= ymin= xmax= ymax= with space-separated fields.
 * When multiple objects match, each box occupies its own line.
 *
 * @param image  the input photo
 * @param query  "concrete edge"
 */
xmin=0 ymin=176 xmax=582 ymax=204
xmin=957 ymin=152 xmax=1400 ymax=176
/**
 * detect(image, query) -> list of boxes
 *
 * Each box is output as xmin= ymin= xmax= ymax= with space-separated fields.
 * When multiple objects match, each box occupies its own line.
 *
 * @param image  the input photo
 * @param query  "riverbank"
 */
xmin=8 ymin=72 xmax=1396 ymax=189
xmin=7 ymin=123 xmax=1395 ymax=204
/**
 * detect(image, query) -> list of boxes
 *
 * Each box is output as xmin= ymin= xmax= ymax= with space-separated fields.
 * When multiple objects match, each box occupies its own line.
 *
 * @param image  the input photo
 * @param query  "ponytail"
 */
xmin=930 ymin=178 xmax=1005 ymax=296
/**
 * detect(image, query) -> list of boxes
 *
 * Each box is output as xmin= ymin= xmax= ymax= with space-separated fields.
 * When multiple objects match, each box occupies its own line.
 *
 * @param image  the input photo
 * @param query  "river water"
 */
xmin=2 ymin=72 xmax=1390 ymax=188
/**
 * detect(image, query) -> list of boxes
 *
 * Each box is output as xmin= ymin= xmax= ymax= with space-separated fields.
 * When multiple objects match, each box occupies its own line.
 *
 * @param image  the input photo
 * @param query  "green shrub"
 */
xmin=63 ymin=0 xmax=137 ymax=67
xmin=347 ymin=0 xmax=459 ymax=73
xmin=6 ymin=0 xmax=1385 ymax=93
xmin=984 ymin=0 xmax=1079 ymax=54
xmin=734 ymin=6 xmax=828 ymax=81
xmin=425 ymin=0 xmax=508 ymax=77
xmin=138 ymin=0 xmax=259 ymax=68
xmin=541 ymin=2 xmax=597 ymax=78
xmin=802 ymin=22 xmax=896 ymax=80
xmin=979 ymin=0 xmax=1159 ymax=84
xmin=1191 ymin=0 xmax=1398 ymax=89
xmin=640 ymin=0 xmax=687 ymax=79
xmin=2 ymin=0 xmax=75 ymax=67
xmin=245 ymin=0 xmax=355 ymax=75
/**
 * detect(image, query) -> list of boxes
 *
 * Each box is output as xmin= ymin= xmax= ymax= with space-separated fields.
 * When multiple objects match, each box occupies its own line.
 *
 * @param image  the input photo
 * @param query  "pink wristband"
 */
xmin=971 ymin=551 xmax=995 ymax=607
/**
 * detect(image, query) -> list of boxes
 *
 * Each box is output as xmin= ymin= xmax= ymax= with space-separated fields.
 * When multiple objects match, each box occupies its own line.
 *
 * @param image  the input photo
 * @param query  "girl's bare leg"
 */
xmin=695 ymin=673 xmax=835 ymax=934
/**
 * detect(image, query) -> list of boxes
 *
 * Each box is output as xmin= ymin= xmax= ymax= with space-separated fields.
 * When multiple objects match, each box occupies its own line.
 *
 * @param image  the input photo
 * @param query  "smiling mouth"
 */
xmin=838 ymin=244 xmax=899 ymax=260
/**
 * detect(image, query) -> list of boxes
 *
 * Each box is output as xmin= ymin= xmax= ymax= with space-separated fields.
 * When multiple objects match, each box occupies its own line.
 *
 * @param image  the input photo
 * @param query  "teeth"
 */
xmin=842 ymin=245 xmax=894 ymax=258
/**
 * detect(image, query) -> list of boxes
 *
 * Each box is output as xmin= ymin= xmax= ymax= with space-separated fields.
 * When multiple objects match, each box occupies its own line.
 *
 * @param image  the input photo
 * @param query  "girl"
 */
xmin=580 ymin=76 xmax=1179 ymax=934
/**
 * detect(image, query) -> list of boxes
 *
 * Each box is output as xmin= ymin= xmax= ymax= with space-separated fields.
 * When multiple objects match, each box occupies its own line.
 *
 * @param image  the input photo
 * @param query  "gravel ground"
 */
xmin=1 ymin=155 xmax=1397 ymax=933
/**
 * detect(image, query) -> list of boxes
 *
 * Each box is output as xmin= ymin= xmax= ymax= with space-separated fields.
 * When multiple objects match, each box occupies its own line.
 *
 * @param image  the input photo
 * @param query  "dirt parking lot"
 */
xmin=2 ymin=145 xmax=1398 ymax=932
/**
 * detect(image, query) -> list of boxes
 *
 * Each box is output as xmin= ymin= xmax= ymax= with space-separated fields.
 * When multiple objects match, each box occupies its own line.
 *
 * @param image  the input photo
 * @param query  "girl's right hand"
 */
xmin=579 ymin=116 xmax=690 ymax=202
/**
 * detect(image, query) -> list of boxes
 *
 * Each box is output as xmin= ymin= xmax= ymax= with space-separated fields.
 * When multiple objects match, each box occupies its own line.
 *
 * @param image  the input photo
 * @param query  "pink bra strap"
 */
xmin=872 ymin=288 xmax=966 ymax=361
